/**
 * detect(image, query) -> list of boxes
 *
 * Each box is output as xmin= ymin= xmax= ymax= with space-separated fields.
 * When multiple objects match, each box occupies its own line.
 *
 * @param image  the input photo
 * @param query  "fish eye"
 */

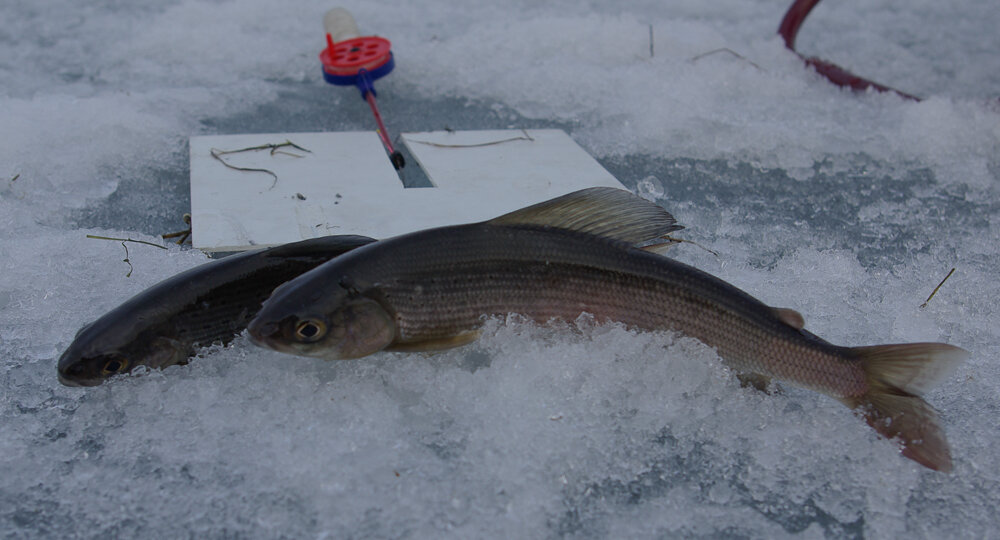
xmin=295 ymin=319 xmax=327 ymax=342
xmin=101 ymin=357 xmax=129 ymax=375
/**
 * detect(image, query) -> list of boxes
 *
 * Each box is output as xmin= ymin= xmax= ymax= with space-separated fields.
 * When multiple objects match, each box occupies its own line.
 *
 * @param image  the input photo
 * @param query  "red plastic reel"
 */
xmin=320 ymin=36 xmax=392 ymax=76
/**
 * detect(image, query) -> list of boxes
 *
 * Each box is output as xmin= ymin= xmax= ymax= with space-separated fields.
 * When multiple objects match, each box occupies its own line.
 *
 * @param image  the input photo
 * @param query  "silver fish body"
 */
xmin=248 ymin=188 xmax=967 ymax=471
xmin=58 ymin=235 xmax=375 ymax=386
xmin=252 ymin=223 xmax=864 ymax=391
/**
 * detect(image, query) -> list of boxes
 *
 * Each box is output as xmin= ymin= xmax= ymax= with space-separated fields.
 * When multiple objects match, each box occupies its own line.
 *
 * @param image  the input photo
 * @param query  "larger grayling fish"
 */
xmin=247 ymin=188 xmax=967 ymax=472
xmin=58 ymin=235 xmax=375 ymax=387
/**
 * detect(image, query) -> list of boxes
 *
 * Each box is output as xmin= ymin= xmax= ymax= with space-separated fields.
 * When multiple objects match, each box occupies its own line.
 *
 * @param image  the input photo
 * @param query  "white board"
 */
xmin=189 ymin=129 xmax=625 ymax=252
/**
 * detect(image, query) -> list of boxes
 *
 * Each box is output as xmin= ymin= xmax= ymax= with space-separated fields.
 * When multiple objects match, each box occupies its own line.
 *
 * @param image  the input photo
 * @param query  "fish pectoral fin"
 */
xmin=845 ymin=342 xmax=969 ymax=472
xmin=771 ymin=307 xmax=805 ymax=330
xmin=147 ymin=336 xmax=191 ymax=369
xmin=488 ymin=187 xmax=683 ymax=245
xmin=736 ymin=372 xmax=775 ymax=393
xmin=385 ymin=331 xmax=482 ymax=353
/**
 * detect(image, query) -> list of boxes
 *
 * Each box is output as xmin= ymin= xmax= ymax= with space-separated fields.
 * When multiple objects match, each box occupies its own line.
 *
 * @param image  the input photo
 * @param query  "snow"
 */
xmin=2 ymin=0 xmax=999 ymax=537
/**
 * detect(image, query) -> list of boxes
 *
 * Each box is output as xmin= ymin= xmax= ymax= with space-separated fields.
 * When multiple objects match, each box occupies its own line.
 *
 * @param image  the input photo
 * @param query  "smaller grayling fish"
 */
xmin=248 ymin=188 xmax=967 ymax=472
xmin=58 ymin=235 xmax=375 ymax=387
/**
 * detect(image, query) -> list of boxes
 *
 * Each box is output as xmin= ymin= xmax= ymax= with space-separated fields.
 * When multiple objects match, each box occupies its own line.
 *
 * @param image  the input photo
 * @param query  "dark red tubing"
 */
xmin=778 ymin=0 xmax=920 ymax=101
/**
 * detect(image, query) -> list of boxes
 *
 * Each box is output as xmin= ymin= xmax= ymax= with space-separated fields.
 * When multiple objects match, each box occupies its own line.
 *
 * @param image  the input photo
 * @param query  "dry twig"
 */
xmin=86 ymin=235 xmax=167 ymax=277
xmin=920 ymin=267 xmax=956 ymax=308
xmin=689 ymin=48 xmax=764 ymax=71
xmin=408 ymin=129 xmax=535 ymax=149
xmin=210 ymin=140 xmax=311 ymax=189
xmin=161 ymin=213 xmax=192 ymax=245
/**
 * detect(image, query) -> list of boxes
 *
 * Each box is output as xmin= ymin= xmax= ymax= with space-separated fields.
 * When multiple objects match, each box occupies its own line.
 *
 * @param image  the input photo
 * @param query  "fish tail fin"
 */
xmin=843 ymin=343 xmax=967 ymax=472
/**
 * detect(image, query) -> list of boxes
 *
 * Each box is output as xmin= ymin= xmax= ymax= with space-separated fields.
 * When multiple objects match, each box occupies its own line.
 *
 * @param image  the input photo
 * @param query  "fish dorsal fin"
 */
xmin=772 ymin=307 xmax=805 ymax=330
xmin=488 ymin=187 xmax=684 ymax=245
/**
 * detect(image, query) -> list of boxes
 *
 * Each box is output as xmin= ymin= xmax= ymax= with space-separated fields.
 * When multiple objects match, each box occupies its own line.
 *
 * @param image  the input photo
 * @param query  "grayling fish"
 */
xmin=247 ymin=188 xmax=967 ymax=472
xmin=58 ymin=235 xmax=375 ymax=387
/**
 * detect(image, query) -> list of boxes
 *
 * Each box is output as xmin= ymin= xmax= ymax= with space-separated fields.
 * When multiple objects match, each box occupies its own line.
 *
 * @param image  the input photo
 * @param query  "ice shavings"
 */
xmin=0 ymin=313 xmax=939 ymax=537
xmin=2 ymin=0 xmax=1000 ymax=537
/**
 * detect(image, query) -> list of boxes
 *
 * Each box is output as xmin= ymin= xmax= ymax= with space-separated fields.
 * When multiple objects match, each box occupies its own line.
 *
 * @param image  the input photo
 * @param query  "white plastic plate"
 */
xmin=189 ymin=129 xmax=625 ymax=252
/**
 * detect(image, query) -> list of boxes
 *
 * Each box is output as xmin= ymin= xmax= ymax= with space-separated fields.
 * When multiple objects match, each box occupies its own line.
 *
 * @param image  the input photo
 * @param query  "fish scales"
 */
xmin=319 ymin=224 xmax=867 ymax=398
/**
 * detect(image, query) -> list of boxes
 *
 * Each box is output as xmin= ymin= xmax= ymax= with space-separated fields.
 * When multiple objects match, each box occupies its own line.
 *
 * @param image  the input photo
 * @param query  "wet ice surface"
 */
xmin=2 ymin=0 xmax=999 ymax=538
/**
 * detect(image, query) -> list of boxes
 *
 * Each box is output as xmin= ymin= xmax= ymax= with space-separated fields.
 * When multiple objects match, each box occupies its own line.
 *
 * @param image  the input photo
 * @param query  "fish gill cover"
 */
xmin=1 ymin=0 xmax=998 ymax=538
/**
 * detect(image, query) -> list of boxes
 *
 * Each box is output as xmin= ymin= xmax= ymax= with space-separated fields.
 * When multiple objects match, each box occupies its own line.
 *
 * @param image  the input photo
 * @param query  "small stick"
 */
xmin=209 ymin=140 xmax=311 ymax=190
xmin=648 ymin=24 xmax=654 ymax=58
xmin=87 ymin=235 xmax=168 ymax=277
xmin=920 ymin=267 xmax=956 ymax=308
xmin=408 ymin=129 xmax=535 ymax=149
xmin=210 ymin=149 xmax=278 ymax=186
xmin=120 ymin=241 xmax=133 ymax=277
xmin=86 ymin=235 xmax=168 ymax=250
xmin=212 ymin=140 xmax=311 ymax=156
xmin=161 ymin=213 xmax=192 ymax=245
xmin=689 ymin=48 xmax=764 ymax=72
xmin=9 ymin=173 xmax=19 ymax=182
xmin=110 ymin=242 xmax=135 ymax=277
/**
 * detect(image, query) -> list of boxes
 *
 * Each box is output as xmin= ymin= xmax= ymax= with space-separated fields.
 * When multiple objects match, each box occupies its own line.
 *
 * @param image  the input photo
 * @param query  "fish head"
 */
xmin=248 ymin=276 xmax=395 ymax=360
xmin=58 ymin=321 xmax=188 ymax=387
xmin=58 ymin=349 xmax=132 ymax=387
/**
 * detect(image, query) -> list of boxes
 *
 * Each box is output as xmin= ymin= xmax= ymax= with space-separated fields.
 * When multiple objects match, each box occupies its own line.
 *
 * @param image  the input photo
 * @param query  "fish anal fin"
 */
xmin=488 ymin=187 xmax=683 ymax=245
xmin=736 ymin=372 xmax=774 ymax=393
xmin=772 ymin=307 xmax=804 ymax=330
xmin=846 ymin=342 xmax=969 ymax=472
xmin=386 ymin=331 xmax=482 ymax=353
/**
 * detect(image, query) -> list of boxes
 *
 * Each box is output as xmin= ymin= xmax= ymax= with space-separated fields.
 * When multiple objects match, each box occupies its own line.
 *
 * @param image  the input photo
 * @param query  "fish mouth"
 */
xmin=247 ymin=318 xmax=285 ymax=351
xmin=57 ymin=370 xmax=98 ymax=387
xmin=56 ymin=353 xmax=97 ymax=387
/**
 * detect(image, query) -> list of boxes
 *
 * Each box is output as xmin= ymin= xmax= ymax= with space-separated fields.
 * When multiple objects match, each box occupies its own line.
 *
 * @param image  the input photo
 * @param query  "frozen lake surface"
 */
xmin=2 ymin=0 xmax=998 ymax=537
